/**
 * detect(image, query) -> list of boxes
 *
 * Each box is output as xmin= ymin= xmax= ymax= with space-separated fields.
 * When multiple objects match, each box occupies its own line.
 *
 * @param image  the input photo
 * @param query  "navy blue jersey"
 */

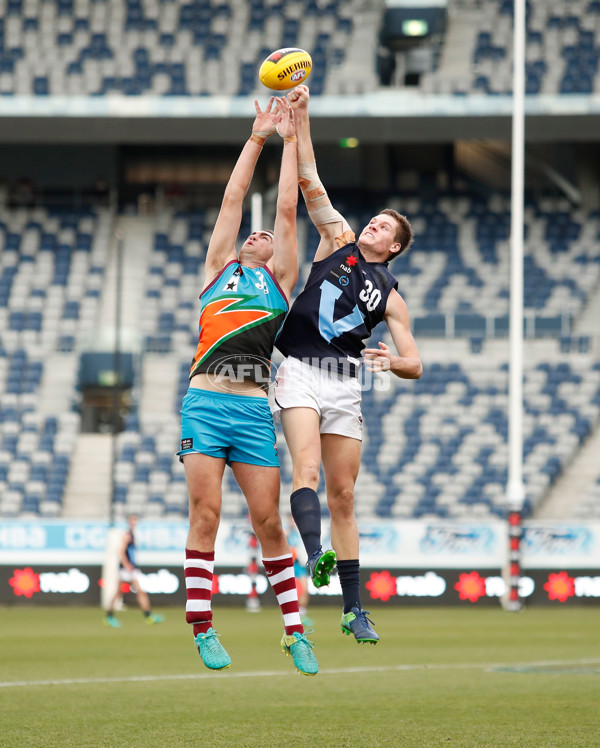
xmin=121 ymin=529 xmax=136 ymax=569
xmin=276 ymin=243 xmax=398 ymax=376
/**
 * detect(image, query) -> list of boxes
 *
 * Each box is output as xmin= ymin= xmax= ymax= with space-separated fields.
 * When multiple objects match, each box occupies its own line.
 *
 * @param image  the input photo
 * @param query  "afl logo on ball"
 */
xmin=290 ymin=70 xmax=306 ymax=82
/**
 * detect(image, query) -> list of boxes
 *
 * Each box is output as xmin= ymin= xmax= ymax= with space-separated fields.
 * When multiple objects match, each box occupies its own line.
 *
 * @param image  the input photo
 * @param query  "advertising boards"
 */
xmin=1 ymin=519 xmax=599 ymax=606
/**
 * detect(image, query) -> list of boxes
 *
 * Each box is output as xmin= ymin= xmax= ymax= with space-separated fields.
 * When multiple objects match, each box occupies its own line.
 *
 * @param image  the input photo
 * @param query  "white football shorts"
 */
xmin=270 ymin=355 xmax=363 ymax=440
xmin=119 ymin=567 xmax=143 ymax=584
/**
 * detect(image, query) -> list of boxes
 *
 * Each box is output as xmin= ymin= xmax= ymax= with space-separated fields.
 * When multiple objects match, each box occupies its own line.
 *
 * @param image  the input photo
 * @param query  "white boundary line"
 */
xmin=2 ymin=659 xmax=599 ymax=689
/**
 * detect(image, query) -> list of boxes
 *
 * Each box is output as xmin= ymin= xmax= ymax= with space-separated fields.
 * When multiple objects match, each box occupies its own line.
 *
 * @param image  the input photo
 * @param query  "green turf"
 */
xmin=1 ymin=606 xmax=598 ymax=747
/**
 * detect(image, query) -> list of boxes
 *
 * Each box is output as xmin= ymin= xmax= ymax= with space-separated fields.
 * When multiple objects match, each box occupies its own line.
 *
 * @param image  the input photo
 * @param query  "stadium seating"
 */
xmin=0 ymin=0 xmax=379 ymax=97
xmin=0 ymin=372 xmax=81 ymax=518
xmin=2 ymin=189 xmax=599 ymax=522
xmin=575 ymin=472 xmax=600 ymax=519
xmin=420 ymin=0 xmax=600 ymax=96
xmin=2 ymin=0 xmax=600 ymax=98
xmin=0 ymin=206 xmax=112 ymax=354
xmin=105 ymin=195 xmax=600 ymax=522
xmin=0 ymin=205 xmax=113 ymax=516
xmin=142 ymin=208 xmax=208 ymax=353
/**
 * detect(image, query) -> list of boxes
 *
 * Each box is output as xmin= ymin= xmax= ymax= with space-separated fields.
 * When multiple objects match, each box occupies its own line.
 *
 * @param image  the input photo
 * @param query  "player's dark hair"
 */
xmin=380 ymin=208 xmax=414 ymax=258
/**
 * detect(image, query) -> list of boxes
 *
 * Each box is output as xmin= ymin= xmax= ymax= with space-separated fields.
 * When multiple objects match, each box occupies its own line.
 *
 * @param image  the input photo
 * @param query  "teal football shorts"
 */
xmin=178 ymin=387 xmax=279 ymax=467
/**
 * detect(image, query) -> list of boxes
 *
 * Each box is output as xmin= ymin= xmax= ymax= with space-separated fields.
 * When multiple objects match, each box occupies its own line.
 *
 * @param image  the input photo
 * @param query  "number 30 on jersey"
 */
xmin=359 ymin=280 xmax=382 ymax=311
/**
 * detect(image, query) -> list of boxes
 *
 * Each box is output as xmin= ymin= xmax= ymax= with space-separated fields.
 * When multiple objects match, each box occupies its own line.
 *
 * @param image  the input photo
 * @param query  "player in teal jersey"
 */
xmin=179 ymin=97 xmax=318 ymax=676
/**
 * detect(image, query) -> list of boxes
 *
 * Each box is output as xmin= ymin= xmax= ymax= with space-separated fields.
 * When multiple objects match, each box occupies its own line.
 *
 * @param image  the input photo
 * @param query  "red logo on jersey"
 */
xmin=346 ymin=255 xmax=358 ymax=266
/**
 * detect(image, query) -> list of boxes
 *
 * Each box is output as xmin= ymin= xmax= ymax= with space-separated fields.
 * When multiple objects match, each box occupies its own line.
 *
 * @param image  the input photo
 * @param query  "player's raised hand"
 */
xmin=363 ymin=341 xmax=394 ymax=372
xmin=252 ymin=96 xmax=280 ymax=138
xmin=287 ymin=84 xmax=309 ymax=111
xmin=275 ymin=97 xmax=296 ymax=140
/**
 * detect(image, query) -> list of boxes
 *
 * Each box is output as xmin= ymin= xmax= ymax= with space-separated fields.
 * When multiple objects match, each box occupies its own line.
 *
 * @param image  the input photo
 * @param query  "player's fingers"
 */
xmin=254 ymin=99 xmax=261 ymax=114
xmin=265 ymin=96 xmax=275 ymax=112
xmin=278 ymin=96 xmax=290 ymax=114
xmin=378 ymin=341 xmax=390 ymax=350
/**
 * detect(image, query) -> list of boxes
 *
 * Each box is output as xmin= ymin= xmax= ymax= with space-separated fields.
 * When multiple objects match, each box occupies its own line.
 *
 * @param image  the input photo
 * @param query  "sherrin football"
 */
xmin=259 ymin=48 xmax=312 ymax=90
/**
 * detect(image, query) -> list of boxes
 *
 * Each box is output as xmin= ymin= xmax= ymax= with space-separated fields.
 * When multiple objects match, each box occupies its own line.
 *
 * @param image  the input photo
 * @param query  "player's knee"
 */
xmin=189 ymin=500 xmax=220 ymax=532
xmin=327 ymin=487 xmax=355 ymax=518
xmin=295 ymin=461 xmax=320 ymax=489
xmin=252 ymin=511 xmax=284 ymax=544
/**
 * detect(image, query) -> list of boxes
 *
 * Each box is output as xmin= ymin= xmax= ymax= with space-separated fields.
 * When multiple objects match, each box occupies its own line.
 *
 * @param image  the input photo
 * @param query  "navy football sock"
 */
xmin=290 ymin=487 xmax=322 ymax=558
xmin=337 ymin=559 xmax=361 ymax=614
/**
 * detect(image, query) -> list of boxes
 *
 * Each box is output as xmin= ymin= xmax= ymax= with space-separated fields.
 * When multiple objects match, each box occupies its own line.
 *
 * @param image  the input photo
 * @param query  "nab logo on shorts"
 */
xmin=181 ymin=437 xmax=193 ymax=450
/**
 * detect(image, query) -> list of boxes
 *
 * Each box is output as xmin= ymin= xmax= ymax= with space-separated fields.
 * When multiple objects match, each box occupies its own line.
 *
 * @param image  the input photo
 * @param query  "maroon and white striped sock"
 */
xmin=262 ymin=553 xmax=303 ymax=636
xmin=184 ymin=549 xmax=214 ymax=636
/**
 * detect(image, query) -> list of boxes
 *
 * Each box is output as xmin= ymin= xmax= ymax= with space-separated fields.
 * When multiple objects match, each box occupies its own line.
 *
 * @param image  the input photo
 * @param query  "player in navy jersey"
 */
xmin=177 ymin=96 xmax=318 ymax=675
xmin=272 ymin=85 xmax=423 ymax=645
xmin=105 ymin=515 xmax=164 ymax=628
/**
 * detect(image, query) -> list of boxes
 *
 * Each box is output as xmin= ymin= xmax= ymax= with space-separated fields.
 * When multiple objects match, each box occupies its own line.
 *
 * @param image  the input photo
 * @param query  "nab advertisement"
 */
xmin=1 ymin=519 xmax=599 ymax=606
xmin=3 ymin=564 xmax=600 ymax=607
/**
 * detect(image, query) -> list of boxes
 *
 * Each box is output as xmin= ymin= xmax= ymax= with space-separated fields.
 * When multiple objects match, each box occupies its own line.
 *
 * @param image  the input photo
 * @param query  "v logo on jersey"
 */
xmin=193 ymin=295 xmax=280 ymax=366
xmin=318 ymin=280 xmax=364 ymax=343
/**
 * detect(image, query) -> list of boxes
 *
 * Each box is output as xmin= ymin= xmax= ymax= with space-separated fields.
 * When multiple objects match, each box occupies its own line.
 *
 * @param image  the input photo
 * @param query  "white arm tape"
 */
xmin=298 ymin=160 xmax=326 ymax=203
xmin=299 ymin=160 xmax=352 ymax=233
xmin=308 ymin=204 xmax=350 ymax=230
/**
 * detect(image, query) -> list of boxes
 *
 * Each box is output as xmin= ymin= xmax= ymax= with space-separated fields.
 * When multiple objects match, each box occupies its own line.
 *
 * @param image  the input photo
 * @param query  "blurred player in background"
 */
xmin=177 ymin=97 xmax=318 ymax=675
xmin=272 ymin=85 xmax=423 ymax=645
xmin=105 ymin=515 xmax=164 ymax=628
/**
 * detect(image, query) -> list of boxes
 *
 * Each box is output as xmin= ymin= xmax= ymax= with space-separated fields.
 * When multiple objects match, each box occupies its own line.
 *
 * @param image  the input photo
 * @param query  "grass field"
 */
xmin=1 ymin=605 xmax=598 ymax=748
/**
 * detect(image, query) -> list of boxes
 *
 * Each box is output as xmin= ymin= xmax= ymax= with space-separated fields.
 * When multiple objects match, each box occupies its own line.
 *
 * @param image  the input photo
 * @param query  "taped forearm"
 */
xmin=298 ymin=160 xmax=352 ymax=236
xmin=298 ymin=160 xmax=326 ymax=203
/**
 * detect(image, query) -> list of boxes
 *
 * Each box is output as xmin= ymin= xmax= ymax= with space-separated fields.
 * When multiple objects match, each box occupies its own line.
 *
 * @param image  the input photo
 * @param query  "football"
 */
xmin=259 ymin=47 xmax=312 ymax=90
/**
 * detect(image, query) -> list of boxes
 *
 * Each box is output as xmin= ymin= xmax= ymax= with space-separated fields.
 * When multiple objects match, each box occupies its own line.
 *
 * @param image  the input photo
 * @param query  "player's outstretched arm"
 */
xmin=364 ymin=290 xmax=423 ymax=379
xmin=287 ymin=85 xmax=354 ymax=263
xmin=268 ymin=97 xmax=299 ymax=300
xmin=203 ymin=98 xmax=280 ymax=287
